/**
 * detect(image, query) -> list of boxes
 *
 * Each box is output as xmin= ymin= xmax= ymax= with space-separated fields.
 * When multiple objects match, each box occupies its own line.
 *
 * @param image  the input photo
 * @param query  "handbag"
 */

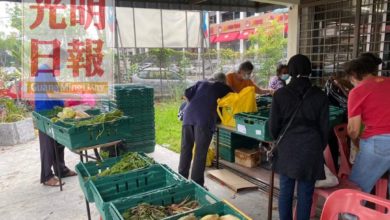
xmin=266 ymin=86 xmax=313 ymax=162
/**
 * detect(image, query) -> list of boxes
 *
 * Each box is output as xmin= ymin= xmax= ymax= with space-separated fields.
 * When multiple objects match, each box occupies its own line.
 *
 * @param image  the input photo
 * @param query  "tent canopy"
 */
xmin=116 ymin=0 xmax=281 ymax=12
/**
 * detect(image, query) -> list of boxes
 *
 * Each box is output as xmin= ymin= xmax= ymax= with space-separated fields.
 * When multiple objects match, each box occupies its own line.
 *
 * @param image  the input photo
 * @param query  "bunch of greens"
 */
xmin=122 ymin=198 xmax=200 ymax=220
xmin=98 ymin=152 xmax=153 ymax=177
xmin=52 ymin=109 xmax=124 ymax=127
xmin=123 ymin=203 xmax=168 ymax=220
xmin=0 ymin=98 xmax=28 ymax=123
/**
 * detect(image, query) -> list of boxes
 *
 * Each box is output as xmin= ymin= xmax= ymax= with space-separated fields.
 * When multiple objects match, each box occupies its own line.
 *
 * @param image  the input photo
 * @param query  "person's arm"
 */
xmin=347 ymin=89 xmax=363 ymax=142
xmin=348 ymin=115 xmax=362 ymax=140
xmin=184 ymin=82 xmax=200 ymax=101
xmin=251 ymin=81 xmax=274 ymax=95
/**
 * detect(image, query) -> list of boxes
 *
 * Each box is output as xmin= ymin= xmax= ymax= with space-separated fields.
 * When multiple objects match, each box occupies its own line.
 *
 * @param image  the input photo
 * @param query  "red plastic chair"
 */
xmin=334 ymin=124 xmax=388 ymax=211
xmin=293 ymin=145 xmax=361 ymax=220
xmin=320 ymin=189 xmax=390 ymax=220
xmin=308 ymin=145 xmax=361 ymax=219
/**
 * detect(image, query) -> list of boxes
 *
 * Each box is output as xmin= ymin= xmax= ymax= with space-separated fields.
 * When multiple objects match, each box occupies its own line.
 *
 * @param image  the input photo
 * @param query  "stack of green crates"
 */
xmin=108 ymin=85 xmax=156 ymax=153
xmin=213 ymin=128 xmax=259 ymax=162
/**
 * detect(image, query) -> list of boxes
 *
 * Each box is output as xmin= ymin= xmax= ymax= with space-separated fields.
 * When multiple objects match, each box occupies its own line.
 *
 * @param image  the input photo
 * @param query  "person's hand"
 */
xmin=268 ymin=89 xmax=275 ymax=96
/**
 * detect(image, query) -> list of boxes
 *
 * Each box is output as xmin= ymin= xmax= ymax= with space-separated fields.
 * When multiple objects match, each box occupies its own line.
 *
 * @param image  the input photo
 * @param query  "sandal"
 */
xmin=43 ymin=177 xmax=65 ymax=187
xmin=63 ymin=170 xmax=77 ymax=178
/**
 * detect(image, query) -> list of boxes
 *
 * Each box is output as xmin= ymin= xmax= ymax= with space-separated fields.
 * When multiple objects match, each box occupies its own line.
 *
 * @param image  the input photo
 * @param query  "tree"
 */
xmin=248 ymin=20 xmax=287 ymax=86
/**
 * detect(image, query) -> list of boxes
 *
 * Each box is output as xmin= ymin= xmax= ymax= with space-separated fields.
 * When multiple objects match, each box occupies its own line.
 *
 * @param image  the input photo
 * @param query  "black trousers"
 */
xmin=39 ymin=131 xmax=69 ymax=183
xmin=178 ymin=125 xmax=213 ymax=186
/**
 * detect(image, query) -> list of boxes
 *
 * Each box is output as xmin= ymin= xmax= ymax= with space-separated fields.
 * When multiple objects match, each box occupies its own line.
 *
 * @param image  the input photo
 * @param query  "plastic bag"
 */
xmin=217 ymin=86 xmax=257 ymax=127
xmin=315 ymin=165 xmax=339 ymax=188
xmin=192 ymin=144 xmax=215 ymax=167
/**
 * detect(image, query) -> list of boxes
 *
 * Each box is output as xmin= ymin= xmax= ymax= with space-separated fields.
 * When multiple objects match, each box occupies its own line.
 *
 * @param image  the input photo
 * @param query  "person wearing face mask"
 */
xmin=226 ymin=61 xmax=273 ymax=94
xmin=269 ymin=54 xmax=329 ymax=220
xmin=268 ymin=64 xmax=289 ymax=91
xmin=343 ymin=55 xmax=390 ymax=195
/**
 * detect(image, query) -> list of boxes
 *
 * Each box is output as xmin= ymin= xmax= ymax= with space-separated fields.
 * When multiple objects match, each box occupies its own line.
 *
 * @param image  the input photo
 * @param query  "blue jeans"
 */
xmin=279 ymin=174 xmax=315 ymax=220
xmin=349 ymin=134 xmax=390 ymax=194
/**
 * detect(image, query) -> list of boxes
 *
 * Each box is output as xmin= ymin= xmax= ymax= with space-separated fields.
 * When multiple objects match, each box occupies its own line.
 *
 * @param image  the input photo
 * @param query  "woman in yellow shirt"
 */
xmin=226 ymin=61 xmax=273 ymax=94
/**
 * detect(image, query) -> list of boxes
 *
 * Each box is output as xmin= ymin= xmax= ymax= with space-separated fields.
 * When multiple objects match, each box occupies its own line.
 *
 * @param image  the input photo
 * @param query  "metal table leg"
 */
xmin=85 ymin=198 xmax=91 ymax=220
xmin=80 ymin=151 xmax=91 ymax=220
xmin=53 ymin=144 xmax=63 ymax=191
xmin=85 ymin=150 xmax=89 ymax=162
xmin=94 ymin=148 xmax=101 ymax=162
xmin=216 ymin=127 xmax=220 ymax=169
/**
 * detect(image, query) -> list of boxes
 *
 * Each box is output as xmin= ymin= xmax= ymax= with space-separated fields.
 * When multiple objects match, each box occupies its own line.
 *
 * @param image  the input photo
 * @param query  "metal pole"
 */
xmin=159 ymin=9 xmax=164 ymax=97
xmin=201 ymin=11 xmax=205 ymax=79
xmin=268 ymin=170 xmax=275 ymax=220
xmin=352 ymin=0 xmax=362 ymax=58
xmin=116 ymin=19 xmax=129 ymax=82
xmin=115 ymin=17 xmax=121 ymax=83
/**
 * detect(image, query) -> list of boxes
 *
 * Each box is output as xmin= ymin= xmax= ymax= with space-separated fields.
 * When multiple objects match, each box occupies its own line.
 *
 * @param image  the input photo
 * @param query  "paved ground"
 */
xmin=0 ymin=137 xmax=283 ymax=220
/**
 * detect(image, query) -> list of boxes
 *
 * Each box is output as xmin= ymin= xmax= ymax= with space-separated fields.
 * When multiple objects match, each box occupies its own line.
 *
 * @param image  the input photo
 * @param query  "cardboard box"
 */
xmin=235 ymin=148 xmax=261 ymax=168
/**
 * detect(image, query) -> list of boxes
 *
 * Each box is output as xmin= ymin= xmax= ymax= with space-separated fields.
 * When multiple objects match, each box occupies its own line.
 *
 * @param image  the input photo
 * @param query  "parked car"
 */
xmin=132 ymin=67 xmax=194 ymax=97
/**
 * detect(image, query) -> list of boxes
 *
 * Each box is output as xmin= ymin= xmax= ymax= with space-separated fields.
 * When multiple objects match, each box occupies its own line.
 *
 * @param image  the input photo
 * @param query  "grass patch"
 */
xmin=155 ymin=101 xmax=182 ymax=153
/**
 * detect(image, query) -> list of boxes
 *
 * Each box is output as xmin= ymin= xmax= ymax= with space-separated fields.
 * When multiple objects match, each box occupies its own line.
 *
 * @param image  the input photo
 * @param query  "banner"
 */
xmin=22 ymin=0 xmax=115 ymax=100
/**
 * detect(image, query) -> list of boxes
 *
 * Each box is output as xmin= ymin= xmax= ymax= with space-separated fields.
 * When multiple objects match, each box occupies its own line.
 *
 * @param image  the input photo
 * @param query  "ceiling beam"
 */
xmin=249 ymin=0 xmax=300 ymax=6
xmin=189 ymin=0 xmax=208 ymax=4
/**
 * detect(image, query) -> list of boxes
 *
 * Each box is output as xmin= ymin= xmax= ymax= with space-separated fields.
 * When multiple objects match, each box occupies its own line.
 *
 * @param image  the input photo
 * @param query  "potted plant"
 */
xmin=0 ymin=98 xmax=35 ymax=146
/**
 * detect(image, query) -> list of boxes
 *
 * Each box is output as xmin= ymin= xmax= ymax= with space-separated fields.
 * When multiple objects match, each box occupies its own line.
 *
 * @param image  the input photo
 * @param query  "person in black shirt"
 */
xmin=178 ymin=73 xmax=232 ymax=187
xmin=269 ymin=54 xmax=329 ymax=220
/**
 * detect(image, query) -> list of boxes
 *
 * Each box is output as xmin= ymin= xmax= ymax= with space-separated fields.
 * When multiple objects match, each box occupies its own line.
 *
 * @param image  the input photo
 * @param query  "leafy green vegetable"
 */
xmin=58 ymin=109 xmax=123 ymax=127
xmin=98 ymin=152 xmax=153 ymax=177
xmin=122 ymin=198 xmax=200 ymax=220
xmin=123 ymin=203 xmax=168 ymax=220
xmin=0 ymin=98 xmax=28 ymax=123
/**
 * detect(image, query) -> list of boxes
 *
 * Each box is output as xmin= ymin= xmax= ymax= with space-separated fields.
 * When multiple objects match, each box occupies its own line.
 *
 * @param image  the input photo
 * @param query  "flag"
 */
xmin=202 ymin=11 xmax=209 ymax=38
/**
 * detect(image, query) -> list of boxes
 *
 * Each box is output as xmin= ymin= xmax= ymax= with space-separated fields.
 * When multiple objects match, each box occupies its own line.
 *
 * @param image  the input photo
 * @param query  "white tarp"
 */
xmin=116 ymin=8 xmax=201 ymax=48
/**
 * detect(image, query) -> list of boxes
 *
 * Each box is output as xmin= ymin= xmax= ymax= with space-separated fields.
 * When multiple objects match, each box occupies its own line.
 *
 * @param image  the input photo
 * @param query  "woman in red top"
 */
xmin=344 ymin=54 xmax=390 ymax=193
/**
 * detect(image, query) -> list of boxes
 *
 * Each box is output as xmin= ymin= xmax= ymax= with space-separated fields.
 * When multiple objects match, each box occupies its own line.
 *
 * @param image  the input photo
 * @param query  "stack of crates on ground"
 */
xmin=75 ymin=153 xmax=252 ymax=220
xmin=213 ymin=128 xmax=259 ymax=163
xmin=105 ymin=84 xmax=155 ymax=153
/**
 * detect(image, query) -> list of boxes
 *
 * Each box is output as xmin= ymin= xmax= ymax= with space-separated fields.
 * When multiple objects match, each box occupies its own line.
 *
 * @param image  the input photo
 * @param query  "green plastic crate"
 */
xmin=170 ymin=201 xmax=252 ymax=220
xmin=234 ymin=112 xmax=273 ymax=142
xmin=75 ymin=152 xmax=154 ymax=202
xmin=91 ymin=164 xmax=186 ymax=220
xmin=34 ymin=109 xmax=131 ymax=150
xmin=219 ymin=143 xmax=235 ymax=162
xmin=109 ymin=181 xmax=220 ymax=220
xmin=32 ymin=111 xmax=47 ymax=133
xmin=214 ymin=128 xmax=259 ymax=148
xmin=46 ymin=117 xmax=132 ymax=150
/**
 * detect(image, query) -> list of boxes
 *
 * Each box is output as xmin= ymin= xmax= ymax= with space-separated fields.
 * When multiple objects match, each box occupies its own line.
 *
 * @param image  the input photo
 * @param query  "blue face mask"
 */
xmin=281 ymin=74 xmax=290 ymax=81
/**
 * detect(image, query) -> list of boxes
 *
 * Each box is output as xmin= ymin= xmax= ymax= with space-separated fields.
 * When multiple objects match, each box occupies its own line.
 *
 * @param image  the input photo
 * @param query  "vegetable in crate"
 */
xmin=122 ymin=203 xmax=168 ymax=220
xmin=98 ymin=152 xmax=151 ymax=177
xmin=200 ymin=215 xmax=219 ymax=220
xmin=122 ymin=199 xmax=200 ymax=220
xmin=168 ymin=197 xmax=199 ymax=215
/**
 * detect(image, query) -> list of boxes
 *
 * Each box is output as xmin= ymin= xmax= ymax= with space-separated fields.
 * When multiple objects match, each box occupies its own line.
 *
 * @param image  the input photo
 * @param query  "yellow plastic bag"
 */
xmin=217 ymin=86 xmax=257 ymax=127
xmin=192 ymin=144 xmax=215 ymax=167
